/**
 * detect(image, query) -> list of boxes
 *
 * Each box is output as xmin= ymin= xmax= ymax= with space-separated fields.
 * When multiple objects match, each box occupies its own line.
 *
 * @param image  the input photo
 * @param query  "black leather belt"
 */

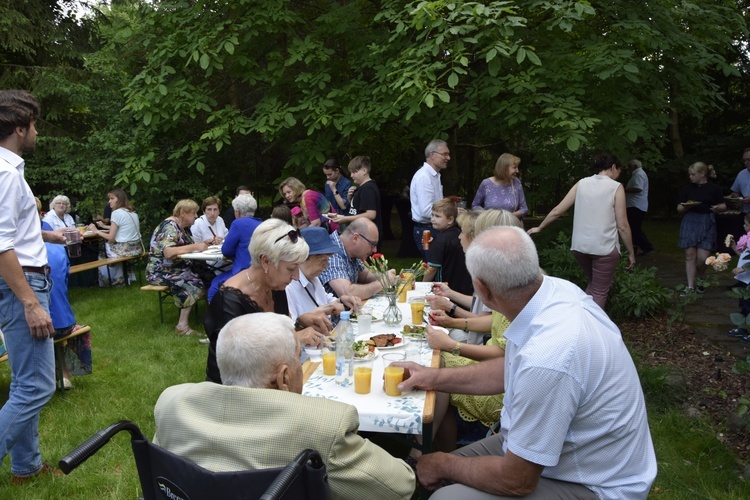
xmin=413 ymin=222 xmax=432 ymax=228
xmin=22 ymin=266 xmax=50 ymax=275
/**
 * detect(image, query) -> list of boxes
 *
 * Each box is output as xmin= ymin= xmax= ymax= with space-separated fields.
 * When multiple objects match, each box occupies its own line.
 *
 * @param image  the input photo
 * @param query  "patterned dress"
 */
xmin=146 ymin=218 xmax=206 ymax=308
xmin=441 ymin=311 xmax=509 ymax=428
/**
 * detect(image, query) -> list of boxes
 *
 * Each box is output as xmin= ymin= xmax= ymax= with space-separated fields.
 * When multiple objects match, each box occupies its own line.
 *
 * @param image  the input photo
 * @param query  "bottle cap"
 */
xmin=340 ymin=311 xmax=351 ymax=321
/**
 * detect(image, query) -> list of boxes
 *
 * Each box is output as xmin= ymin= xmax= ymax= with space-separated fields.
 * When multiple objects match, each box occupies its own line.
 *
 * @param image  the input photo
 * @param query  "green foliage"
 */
xmin=608 ymin=263 xmax=673 ymax=321
xmin=535 ymin=230 xmax=586 ymax=287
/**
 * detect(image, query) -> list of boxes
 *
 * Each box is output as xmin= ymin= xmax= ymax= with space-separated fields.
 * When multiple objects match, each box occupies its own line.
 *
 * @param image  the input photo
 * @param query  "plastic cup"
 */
xmin=382 ymin=352 xmax=406 ymax=396
xmin=357 ymin=306 xmax=372 ymax=335
xmin=398 ymin=271 xmax=414 ymax=302
xmin=408 ymin=296 xmax=426 ymax=325
xmin=63 ymin=229 xmax=82 ymax=258
xmin=353 ymin=358 xmax=373 ymax=394
xmin=322 ymin=341 xmax=336 ymax=376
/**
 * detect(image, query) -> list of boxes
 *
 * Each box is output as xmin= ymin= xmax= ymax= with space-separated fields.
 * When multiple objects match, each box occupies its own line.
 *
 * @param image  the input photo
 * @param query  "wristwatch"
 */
xmin=451 ymin=341 xmax=461 ymax=356
xmin=333 ymin=190 xmax=339 ymax=195
xmin=447 ymin=303 xmax=457 ymax=317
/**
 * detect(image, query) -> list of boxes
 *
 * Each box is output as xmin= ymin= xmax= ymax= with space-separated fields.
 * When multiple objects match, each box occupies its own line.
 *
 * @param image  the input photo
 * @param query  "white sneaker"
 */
xmin=198 ymin=337 xmax=210 ymax=344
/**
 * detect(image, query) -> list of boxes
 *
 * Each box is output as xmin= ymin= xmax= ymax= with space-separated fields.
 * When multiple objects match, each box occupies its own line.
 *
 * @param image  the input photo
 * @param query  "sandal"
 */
xmin=175 ymin=326 xmax=199 ymax=336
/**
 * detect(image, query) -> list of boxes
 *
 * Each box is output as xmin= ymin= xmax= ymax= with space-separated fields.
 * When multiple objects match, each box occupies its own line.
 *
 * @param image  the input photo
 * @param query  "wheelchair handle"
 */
xmin=59 ymin=420 xmax=145 ymax=474
xmin=259 ymin=449 xmax=324 ymax=500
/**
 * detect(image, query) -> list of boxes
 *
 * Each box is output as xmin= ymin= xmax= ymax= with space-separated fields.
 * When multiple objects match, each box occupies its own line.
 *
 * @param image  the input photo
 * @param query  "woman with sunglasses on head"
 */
xmin=204 ymin=218 xmax=330 ymax=384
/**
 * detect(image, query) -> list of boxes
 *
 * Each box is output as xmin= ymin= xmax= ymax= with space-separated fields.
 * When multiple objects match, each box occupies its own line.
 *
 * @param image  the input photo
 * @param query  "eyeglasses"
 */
xmin=274 ymin=229 xmax=301 ymax=244
xmin=356 ymin=233 xmax=377 ymax=249
xmin=431 ymin=151 xmax=450 ymax=158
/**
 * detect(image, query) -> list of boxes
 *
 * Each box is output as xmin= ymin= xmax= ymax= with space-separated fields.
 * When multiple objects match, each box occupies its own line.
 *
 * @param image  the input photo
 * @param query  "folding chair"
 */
xmin=59 ymin=420 xmax=331 ymax=500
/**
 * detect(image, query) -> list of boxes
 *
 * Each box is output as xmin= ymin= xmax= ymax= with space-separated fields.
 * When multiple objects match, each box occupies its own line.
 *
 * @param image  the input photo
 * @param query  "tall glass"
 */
xmin=353 ymin=358 xmax=373 ymax=394
xmin=382 ymin=353 xmax=406 ymax=396
xmin=357 ymin=306 xmax=372 ymax=335
xmin=398 ymin=271 xmax=414 ymax=302
xmin=408 ymin=296 xmax=426 ymax=325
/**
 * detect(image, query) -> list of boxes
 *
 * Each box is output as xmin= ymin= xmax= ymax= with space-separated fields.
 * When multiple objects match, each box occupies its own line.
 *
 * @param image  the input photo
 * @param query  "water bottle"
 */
xmin=335 ymin=311 xmax=354 ymax=387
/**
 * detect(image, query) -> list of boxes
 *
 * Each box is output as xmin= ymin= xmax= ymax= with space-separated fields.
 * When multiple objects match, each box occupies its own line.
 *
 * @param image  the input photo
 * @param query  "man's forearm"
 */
xmin=434 ymin=356 xmax=504 ymax=394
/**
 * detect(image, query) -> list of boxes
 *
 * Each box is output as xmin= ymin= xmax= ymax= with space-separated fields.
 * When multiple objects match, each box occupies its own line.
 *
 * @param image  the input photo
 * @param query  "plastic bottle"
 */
xmin=334 ymin=311 xmax=354 ymax=387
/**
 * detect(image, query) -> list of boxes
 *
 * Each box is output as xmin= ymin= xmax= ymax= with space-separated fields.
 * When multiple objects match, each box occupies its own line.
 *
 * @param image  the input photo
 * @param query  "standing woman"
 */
xmin=327 ymin=156 xmax=383 ymax=243
xmin=146 ymin=200 xmax=209 ymax=335
xmin=42 ymin=195 xmax=76 ymax=230
xmin=676 ymin=162 xmax=726 ymax=293
xmin=528 ymin=153 xmax=635 ymax=309
xmin=279 ymin=177 xmax=339 ymax=233
xmin=87 ymin=188 xmax=142 ymax=287
xmin=471 ymin=153 xmax=528 ymax=219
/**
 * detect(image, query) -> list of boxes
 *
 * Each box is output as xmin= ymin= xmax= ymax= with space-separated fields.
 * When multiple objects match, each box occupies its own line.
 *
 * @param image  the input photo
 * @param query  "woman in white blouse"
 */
xmin=191 ymin=196 xmax=228 ymax=245
xmin=42 ymin=195 xmax=75 ymax=230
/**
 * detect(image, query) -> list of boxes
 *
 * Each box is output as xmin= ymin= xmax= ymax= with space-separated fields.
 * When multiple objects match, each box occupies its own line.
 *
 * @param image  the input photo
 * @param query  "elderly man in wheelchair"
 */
xmin=153 ymin=312 xmax=415 ymax=499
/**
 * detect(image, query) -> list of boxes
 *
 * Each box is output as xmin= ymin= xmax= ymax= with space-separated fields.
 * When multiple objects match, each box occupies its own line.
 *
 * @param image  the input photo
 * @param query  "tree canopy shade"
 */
xmin=1 ymin=0 xmax=748 ymax=219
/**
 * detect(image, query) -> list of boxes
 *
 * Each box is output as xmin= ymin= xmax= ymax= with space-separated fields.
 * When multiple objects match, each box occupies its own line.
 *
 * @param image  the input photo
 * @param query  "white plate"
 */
xmin=353 ymin=347 xmax=380 ymax=360
xmin=356 ymin=333 xmax=408 ymax=350
xmin=680 ymin=201 xmax=701 ymax=206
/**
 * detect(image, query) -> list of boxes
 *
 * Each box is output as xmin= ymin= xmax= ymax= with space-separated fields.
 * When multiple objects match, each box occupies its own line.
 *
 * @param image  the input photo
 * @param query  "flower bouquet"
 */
xmin=705 ymin=252 xmax=732 ymax=272
xmin=363 ymin=253 xmax=428 ymax=326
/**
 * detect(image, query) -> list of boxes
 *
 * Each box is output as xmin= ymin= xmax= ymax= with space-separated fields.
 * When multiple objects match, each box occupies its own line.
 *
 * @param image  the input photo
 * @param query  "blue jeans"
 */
xmin=0 ymin=272 xmax=55 ymax=476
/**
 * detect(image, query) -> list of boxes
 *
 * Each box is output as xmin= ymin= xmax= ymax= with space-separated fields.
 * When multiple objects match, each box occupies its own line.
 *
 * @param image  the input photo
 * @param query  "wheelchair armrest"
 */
xmin=59 ymin=420 xmax=145 ymax=474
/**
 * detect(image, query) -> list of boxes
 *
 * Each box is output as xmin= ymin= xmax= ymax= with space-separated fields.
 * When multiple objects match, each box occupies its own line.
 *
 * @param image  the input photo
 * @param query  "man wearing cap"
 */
xmin=410 ymin=139 xmax=450 ymax=259
xmin=286 ymin=227 xmax=361 ymax=323
xmin=0 ymin=90 xmax=65 ymax=484
xmin=323 ymin=157 xmax=352 ymax=213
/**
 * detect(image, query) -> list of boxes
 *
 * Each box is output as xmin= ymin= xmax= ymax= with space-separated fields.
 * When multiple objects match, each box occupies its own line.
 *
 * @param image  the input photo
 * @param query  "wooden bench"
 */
xmin=140 ymin=285 xmax=204 ymax=324
xmin=0 ymin=326 xmax=92 ymax=393
xmin=54 ymin=326 xmax=91 ymax=392
xmin=70 ymin=252 xmax=148 ymax=286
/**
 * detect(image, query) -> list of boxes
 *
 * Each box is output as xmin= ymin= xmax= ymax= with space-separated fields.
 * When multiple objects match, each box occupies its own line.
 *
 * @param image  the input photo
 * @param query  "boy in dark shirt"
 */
xmin=423 ymin=198 xmax=473 ymax=295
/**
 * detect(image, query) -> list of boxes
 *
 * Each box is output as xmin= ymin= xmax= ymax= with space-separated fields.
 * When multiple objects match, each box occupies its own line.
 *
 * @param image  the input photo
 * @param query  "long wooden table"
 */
xmin=301 ymin=283 xmax=439 ymax=452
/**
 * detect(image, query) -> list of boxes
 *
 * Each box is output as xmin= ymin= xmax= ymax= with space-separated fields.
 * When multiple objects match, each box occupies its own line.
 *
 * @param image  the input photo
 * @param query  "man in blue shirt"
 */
xmin=731 ymin=148 xmax=750 ymax=213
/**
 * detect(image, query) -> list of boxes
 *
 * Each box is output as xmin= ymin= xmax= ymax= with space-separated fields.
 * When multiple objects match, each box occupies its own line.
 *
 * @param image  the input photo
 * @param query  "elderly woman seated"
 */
xmin=42 ymin=194 xmax=76 ymax=230
xmin=191 ymin=196 xmax=228 ymax=245
xmin=204 ymin=218 xmax=331 ymax=384
xmin=146 ymin=199 xmax=210 ymax=336
xmin=285 ymin=227 xmax=361 ymax=324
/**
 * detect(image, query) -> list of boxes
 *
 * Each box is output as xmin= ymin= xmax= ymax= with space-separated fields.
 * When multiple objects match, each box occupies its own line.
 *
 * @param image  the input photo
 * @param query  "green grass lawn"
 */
xmin=0 ymin=234 xmax=749 ymax=498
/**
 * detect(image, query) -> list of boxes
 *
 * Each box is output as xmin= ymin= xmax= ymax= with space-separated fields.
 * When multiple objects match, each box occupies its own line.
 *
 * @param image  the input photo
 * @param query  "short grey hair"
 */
xmin=232 ymin=193 xmax=257 ymax=217
xmin=49 ymin=195 xmax=71 ymax=213
xmin=217 ymin=313 xmax=298 ymax=388
xmin=424 ymin=139 xmax=448 ymax=160
xmin=628 ymin=159 xmax=642 ymax=169
xmin=466 ymin=226 xmax=542 ymax=301
xmin=249 ymin=218 xmax=309 ymax=268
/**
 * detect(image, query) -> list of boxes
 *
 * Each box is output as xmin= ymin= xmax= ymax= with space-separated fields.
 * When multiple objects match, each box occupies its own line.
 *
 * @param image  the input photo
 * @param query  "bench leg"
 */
xmin=54 ymin=342 xmax=66 ymax=394
xmin=158 ymin=290 xmax=166 ymax=324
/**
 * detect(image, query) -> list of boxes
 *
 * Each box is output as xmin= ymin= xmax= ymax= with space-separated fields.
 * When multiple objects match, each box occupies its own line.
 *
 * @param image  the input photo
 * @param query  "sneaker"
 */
xmin=696 ymin=285 xmax=706 ymax=294
xmin=198 ymin=337 xmax=210 ymax=345
xmin=63 ymin=377 xmax=74 ymax=390
xmin=679 ymin=287 xmax=695 ymax=298
xmin=727 ymin=328 xmax=749 ymax=337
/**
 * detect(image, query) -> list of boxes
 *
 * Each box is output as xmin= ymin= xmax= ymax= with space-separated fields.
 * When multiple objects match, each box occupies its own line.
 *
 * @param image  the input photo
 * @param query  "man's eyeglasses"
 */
xmin=356 ymin=233 xmax=377 ymax=249
xmin=431 ymin=151 xmax=450 ymax=158
xmin=274 ymin=229 xmax=302 ymax=244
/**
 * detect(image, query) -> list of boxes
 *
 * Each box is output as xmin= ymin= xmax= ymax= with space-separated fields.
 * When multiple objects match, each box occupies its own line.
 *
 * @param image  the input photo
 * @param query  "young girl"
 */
xmin=676 ymin=162 xmax=726 ymax=294
xmin=727 ymin=213 xmax=750 ymax=340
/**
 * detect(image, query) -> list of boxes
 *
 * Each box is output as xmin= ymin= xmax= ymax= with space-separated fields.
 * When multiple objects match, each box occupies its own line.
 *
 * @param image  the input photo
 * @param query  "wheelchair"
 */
xmin=59 ymin=420 xmax=331 ymax=500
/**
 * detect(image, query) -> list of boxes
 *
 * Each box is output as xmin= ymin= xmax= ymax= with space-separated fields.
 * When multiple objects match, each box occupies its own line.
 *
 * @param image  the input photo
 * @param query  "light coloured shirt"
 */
xmin=502 ymin=276 xmax=656 ymax=499
xmin=572 ymin=175 xmax=620 ymax=256
xmin=191 ymin=214 xmax=228 ymax=242
xmin=410 ymin=163 xmax=442 ymax=224
xmin=41 ymin=211 xmax=75 ymax=231
xmin=625 ymin=167 xmax=649 ymax=212
xmin=286 ymin=269 xmax=337 ymax=321
xmin=111 ymin=208 xmax=140 ymax=243
xmin=731 ymin=168 xmax=750 ymax=213
xmin=0 ymin=148 xmax=47 ymax=267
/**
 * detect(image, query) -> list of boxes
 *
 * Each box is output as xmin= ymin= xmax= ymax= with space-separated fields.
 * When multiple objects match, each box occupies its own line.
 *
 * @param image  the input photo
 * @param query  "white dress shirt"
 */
xmin=286 ymin=269 xmax=337 ymax=321
xmin=0 ymin=148 xmax=47 ymax=267
xmin=409 ymin=163 xmax=442 ymax=223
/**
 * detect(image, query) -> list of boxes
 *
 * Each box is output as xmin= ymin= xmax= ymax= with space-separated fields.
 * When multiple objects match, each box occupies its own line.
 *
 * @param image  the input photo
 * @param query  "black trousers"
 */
xmin=627 ymin=207 xmax=653 ymax=252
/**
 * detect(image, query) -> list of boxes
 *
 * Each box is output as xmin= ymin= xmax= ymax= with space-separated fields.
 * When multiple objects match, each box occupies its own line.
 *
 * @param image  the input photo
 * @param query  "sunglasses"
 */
xmin=356 ymin=232 xmax=377 ymax=249
xmin=274 ymin=229 xmax=302 ymax=244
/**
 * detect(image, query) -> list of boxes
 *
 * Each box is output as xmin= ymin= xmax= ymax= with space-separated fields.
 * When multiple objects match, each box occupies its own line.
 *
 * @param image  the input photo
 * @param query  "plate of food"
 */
xmin=356 ymin=333 xmax=408 ymax=350
xmin=352 ymin=340 xmax=380 ymax=359
xmin=349 ymin=311 xmax=381 ymax=323
xmin=401 ymin=324 xmax=426 ymax=339
xmin=724 ymin=196 xmax=742 ymax=201
xmin=680 ymin=200 xmax=701 ymax=207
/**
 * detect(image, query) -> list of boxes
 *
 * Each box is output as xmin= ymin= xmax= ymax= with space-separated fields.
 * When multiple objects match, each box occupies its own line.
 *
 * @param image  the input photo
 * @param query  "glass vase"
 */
xmin=382 ymin=292 xmax=402 ymax=327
